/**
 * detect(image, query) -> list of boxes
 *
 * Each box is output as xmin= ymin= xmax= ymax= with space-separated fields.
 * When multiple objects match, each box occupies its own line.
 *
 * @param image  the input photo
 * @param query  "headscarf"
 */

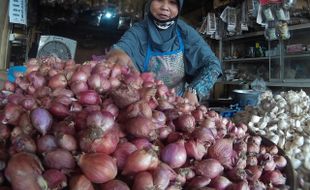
xmin=145 ymin=0 xmax=183 ymax=52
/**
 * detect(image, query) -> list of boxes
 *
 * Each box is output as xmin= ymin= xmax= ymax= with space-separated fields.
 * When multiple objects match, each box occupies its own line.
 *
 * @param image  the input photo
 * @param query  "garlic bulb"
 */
xmin=291 ymin=104 xmax=303 ymax=116
xmin=291 ymin=157 xmax=302 ymax=169
xmin=293 ymin=136 xmax=305 ymax=147
xmin=278 ymin=120 xmax=288 ymax=130
xmin=304 ymin=156 xmax=310 ymax=170
xmin=250 ymin=115 xmax=261 ymax=123
xmin=270 ymin=135 xmax=280 ymax=144
xmin=278 ymin=138 xmax=286 ymax=149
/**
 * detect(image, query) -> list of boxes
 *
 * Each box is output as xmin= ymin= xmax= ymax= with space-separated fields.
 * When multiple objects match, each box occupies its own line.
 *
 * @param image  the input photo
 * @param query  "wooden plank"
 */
xmin=0 ymin=0 xmax=7 ymax=47
xmin=0 ymin=0 xmax=9 ymax=70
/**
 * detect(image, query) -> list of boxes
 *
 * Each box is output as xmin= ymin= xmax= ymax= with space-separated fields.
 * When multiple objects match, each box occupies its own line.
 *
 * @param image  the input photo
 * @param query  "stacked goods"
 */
xmin=0 ymin=57 xmax=292 ymax=189
xmin=234 ymin=90 xmax=310 ymax=189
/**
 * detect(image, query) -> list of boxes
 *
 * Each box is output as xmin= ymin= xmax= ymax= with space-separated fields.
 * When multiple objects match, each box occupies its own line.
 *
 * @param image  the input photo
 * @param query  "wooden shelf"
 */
xmin=217 ymin=80 xmax=310 ymax=87
xmin=289 ymin=23 xmax=310 ymax=31
xmin=221 ymin=23 xmax=310 ymax=41
xmin=222 ymin=31 xmax=265 ymax=41
xmin=285 ymin=53 xmax=310 ymax=59
xmin=223 ymin=57 xmax=269 ymax=62
xmin=215 ymin=80 xmax=248 ymax=85
xmin=266 ymin=82 xmax=310 ymax=87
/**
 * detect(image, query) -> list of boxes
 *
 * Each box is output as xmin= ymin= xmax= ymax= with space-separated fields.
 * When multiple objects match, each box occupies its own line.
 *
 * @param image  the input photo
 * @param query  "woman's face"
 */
xmin=150 ymin=0 xmax=179 ymax=21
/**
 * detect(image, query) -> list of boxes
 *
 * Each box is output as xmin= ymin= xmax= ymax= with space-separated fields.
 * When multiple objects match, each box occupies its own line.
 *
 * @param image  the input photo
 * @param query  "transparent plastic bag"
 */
xmin=251 ymin=78 xmax=267 ymax=92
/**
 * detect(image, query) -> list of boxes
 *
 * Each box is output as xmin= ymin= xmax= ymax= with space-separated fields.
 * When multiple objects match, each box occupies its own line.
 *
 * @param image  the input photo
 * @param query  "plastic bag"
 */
xmin=7 ymin=66 xmax=27 ymax=82
xmin=251 ymin=78 xmax=267 ymax=91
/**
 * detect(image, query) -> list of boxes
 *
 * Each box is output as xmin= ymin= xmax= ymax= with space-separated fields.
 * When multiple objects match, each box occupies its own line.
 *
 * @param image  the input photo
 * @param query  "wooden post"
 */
xmin=0 ymin=0 xmax=9 ymax=70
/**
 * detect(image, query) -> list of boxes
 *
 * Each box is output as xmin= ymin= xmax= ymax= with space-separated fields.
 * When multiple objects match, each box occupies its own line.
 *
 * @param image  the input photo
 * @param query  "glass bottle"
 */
xmin=255 ymin=42 xmax=262 ymax=57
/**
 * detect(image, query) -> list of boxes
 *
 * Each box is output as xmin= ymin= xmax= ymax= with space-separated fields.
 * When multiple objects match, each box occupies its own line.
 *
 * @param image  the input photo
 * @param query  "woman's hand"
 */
xmin=106 ymin=49 xmax=137 ymax=71
xmin=184 ymin=90 xmax=199 ymax=105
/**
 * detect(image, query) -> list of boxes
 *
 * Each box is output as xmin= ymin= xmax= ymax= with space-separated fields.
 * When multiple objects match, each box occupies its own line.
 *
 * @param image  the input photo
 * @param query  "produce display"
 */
xmin=0 ymin=57 xmax=293 ymax=189
xmin=234 ymin=90 xmax=310 ymax=190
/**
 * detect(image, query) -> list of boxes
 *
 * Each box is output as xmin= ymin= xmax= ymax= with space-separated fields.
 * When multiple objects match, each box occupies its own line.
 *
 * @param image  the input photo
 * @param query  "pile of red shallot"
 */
xmin=0 ymin=56 xmax=291 ymax=190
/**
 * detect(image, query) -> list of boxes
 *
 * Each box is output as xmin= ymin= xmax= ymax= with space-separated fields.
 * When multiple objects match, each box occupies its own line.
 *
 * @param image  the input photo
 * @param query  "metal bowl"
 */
xmin=232 ymin=89 xmax=262 ymax=107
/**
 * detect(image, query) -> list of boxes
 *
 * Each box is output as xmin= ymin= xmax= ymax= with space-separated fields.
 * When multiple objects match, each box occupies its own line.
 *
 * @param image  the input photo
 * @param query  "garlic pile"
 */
xmin=233 ymin=90 xmax=310 ymax=188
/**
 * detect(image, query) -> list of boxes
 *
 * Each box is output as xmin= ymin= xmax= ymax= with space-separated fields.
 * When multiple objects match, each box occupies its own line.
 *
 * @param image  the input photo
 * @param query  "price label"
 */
xmin=9 ymin=0 xmax=27 ymax=25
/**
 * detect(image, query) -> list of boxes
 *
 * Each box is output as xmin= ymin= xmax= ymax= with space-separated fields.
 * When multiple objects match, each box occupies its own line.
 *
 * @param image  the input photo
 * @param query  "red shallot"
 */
xmin=152 ymin=110 xmax=167 ymax=125
xmin=122 ymin=148 xmax=159 ymax=175
xmin=3 ymin=103 xmax=23 ymax=125
xmin=226 ymin=168 xmax=247 ymax=182
xmin=43 ymin=169 xmax=67 ymax=189
xmin=187 ymin=176 xmax=211 ymax=189
xmin=227 ymin=181 xmax=250 ymax=190
xmin=20 ymin=96 xmax=37 ymax=110
xmin=5 ymin=152 xmax=47 ymax=190
xmin=261 ymin=170 xmax=286 ymax=186
xmin=160 ymin=140 xmax=187 ymax=169
xmin=246 ymin=165 xmax=263 ymax=182
xmin=185 ymin=139 xmax=207 ymax=160
xmin=69 ymin=175 xmax=94 ymax=190
xmin=125 ymin=101 xmax=153 ymax=119
xmin=3 ymin=81 xmax=16 ymax=92
xmin=131 ymin=138 xmax=152 ymax=150
xmin=49 ymin=102 xmax=70 ymax=118
xmin=208 ymin=138 xmax=234 ymax=168
xmin=274 ymin=155 xmax=287 ymax=168
xmin=195 ymin=159 xmax=224 ymax=179
xmin=174 ymin=114 xmax=196 ymax=133
xmin=77 ymin=153 xmax=117 ymax=183
xmin=70 ymin=81 xmax=89 ymax=95
xmin=37 ymin=135 xmax=58 ymax=153
xmin=153 ymin=163 xmax=177 ymax=189
xmin=30 ymin=108 xmax=53 ymax=135
xmin=48 ymin=73 xmax=67 ymax=89
xmin=71 ymin=70 xmax=88 ymax=82
xmin=81 ymin=128 xmax=119 ymax=154
xmin=100 ymin=179 xmax=130 ymax=190
xmin=112 ymin=141 xmax=137 ymax=170
xmin=132 ymin=171 xmax=154 ymax=190
xmin=9 ymin=135 xmax=37 ymax=154
xmin=86 ymin=111 xmax=114 ymax=132
xmin=126 ymin=116 xmax=157 ymax=140
xmin=77 ymin=90 xmax=101 ymax=105
xmin=87 ymin=74 xmax=102 ymax=91
xmin=44 ymin=149 xmax=76 ymax=170
xmin=192 ymin=127 xmax=217 ymax=144
xmin=0 ymin=124 xmax=10 ymax=140
xmin=209 ymin=176 xmax=232 ymax=190
xmin=56 ymin=133 xmax=77 ymax=151
xmin=111 ymin=85 xmax=140 ymax=108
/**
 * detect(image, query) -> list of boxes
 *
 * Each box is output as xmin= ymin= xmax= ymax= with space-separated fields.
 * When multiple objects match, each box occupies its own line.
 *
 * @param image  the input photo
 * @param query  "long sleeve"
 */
xmin=112 ymin=22 xmax=149 ymax=72
xmin=189 ymin=63 xmax=221 ymax=99
xmin=187 ymin=42 xmax=222 ymax=99
xmin=178 ymin=20 xmax=222 ymax=99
